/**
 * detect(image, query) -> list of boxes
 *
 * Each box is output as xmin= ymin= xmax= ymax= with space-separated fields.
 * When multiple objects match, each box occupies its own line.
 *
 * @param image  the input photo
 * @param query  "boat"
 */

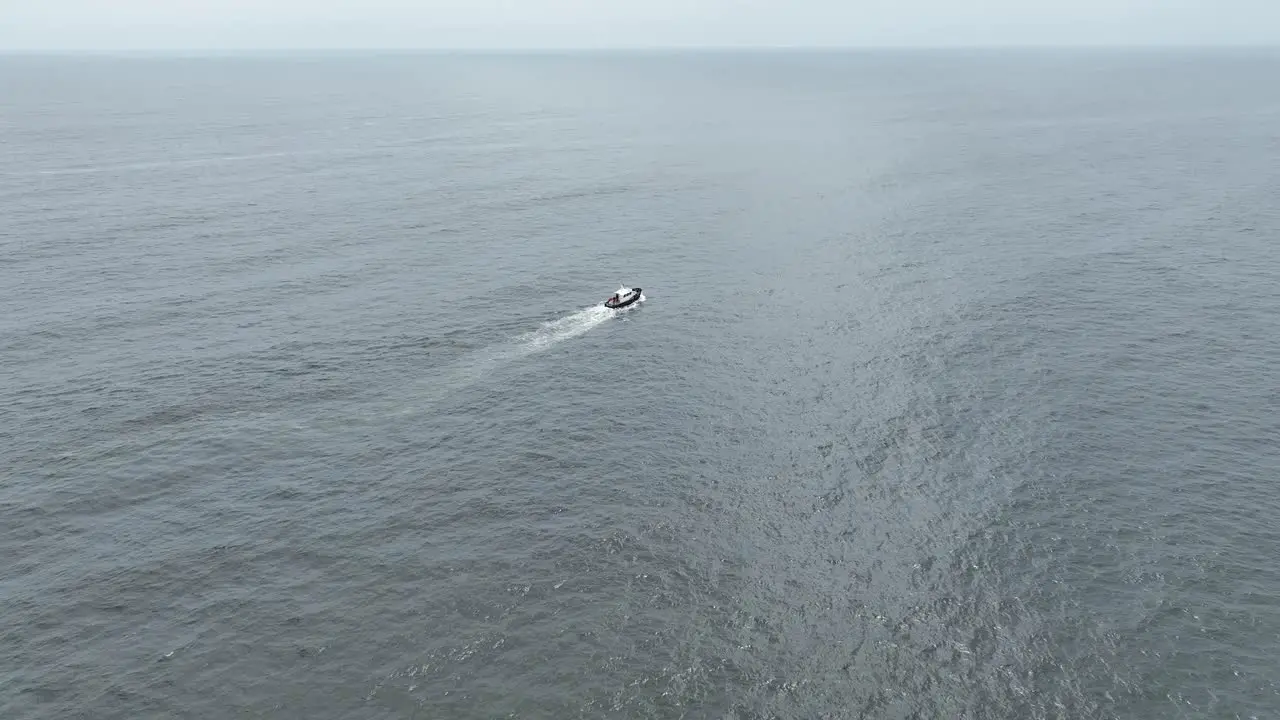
xmin=603 ymin=286 xmax=643 ymax=309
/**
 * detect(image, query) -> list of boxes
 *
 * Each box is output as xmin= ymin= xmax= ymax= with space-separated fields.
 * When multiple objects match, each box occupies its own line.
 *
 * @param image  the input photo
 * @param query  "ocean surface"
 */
xmin=3 ymin=48 xmax=1280 ymax=719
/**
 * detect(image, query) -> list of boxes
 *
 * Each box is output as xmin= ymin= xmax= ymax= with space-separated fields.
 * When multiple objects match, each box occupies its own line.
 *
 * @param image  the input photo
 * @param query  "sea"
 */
xmin=3 ymin=48 xmax=1280 ymax=719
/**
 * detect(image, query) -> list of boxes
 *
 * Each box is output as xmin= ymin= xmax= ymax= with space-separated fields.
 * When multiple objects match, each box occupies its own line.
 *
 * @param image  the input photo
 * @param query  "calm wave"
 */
xmin=3 ymin=49 xmax=1280 ymax=719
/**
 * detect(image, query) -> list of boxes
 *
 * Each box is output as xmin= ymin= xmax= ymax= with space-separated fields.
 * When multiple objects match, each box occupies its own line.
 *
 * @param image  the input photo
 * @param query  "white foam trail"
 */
xmin=406 ymin=297 xmax=644 ymax=412
xmin=515 ymin=305 xmax=615 ymax=353
xmin=264 ymin=296 xmax=647 ymax=431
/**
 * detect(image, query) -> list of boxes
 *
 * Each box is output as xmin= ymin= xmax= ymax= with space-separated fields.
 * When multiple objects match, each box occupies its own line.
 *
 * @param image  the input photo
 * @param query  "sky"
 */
xmin=2 ymin=0 xmax=1278 ymax=50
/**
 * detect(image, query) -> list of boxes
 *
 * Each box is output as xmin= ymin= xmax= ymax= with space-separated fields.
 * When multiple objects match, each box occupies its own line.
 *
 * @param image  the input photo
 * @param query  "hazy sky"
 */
xmin=2 ymin=0 xmax=1278 ymax=50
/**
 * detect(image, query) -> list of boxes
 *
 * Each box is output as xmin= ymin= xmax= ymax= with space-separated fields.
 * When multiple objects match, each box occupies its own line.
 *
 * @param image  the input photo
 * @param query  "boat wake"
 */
xmin=262 ymin=295 xmax=647 ymax=433
xmin=517 ymin=305 xmax=615 ymax=353
xmin=406 ymin=297 xmax=644 ymax=412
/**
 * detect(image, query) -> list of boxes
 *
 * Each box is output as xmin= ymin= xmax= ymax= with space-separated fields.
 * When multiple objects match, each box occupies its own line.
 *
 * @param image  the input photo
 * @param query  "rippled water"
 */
xmin=4 ymin=49 xmax=1280 ymax=719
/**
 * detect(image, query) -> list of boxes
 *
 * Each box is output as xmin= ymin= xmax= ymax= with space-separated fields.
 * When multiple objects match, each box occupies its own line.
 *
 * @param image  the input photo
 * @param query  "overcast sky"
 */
xmin=3 ymin=0 xmax=1278 ymax=50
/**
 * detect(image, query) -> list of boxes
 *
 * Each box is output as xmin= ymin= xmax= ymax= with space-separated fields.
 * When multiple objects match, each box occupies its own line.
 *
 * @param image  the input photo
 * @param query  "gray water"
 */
xmin=3 ymin=49 xmax=1280 ymax=719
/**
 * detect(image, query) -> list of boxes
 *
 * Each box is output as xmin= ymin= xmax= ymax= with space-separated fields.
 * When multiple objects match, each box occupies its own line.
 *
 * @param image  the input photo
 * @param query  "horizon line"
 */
xmin=2 ymin=42 xmax=1279 ymax=56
